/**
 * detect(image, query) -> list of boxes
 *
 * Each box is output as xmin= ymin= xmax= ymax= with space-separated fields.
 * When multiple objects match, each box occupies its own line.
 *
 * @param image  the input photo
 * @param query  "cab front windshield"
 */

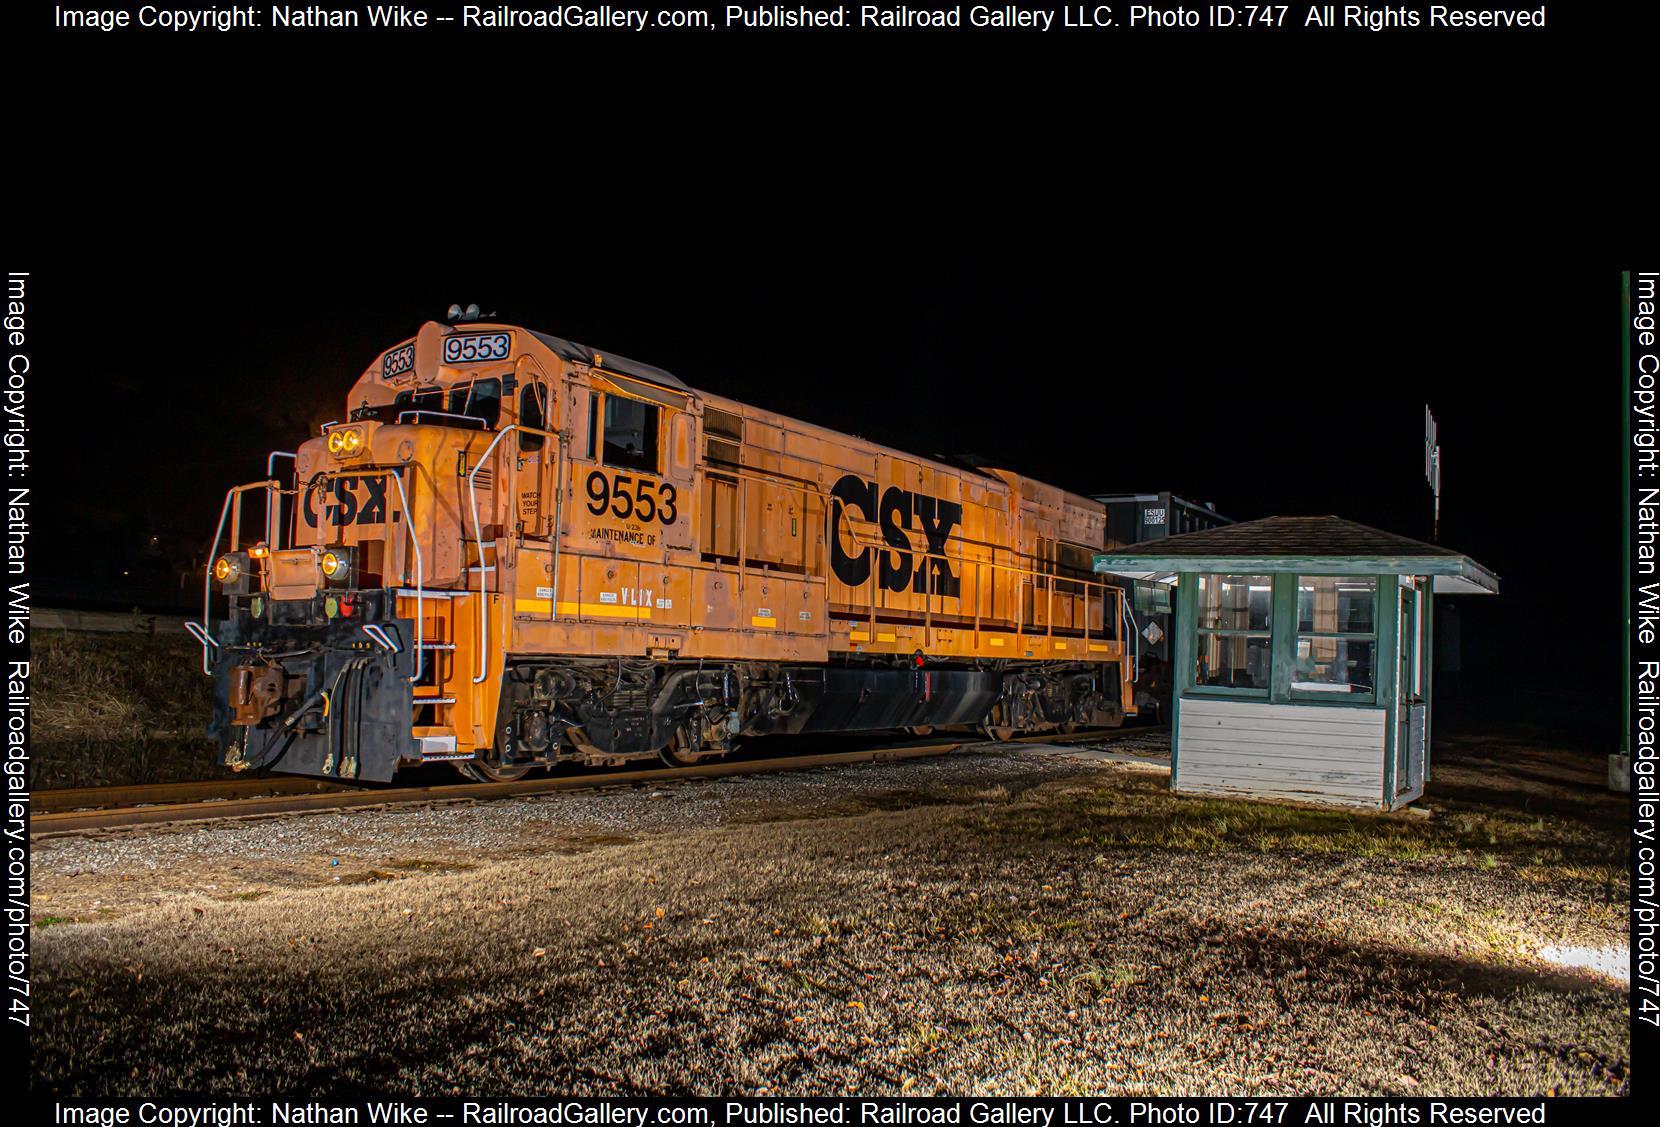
xmin=350 ymin=379 xmax=502 ymax=428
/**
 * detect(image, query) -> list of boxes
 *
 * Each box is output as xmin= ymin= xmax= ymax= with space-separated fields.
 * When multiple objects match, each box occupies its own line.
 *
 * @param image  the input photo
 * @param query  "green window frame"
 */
xmin=1287 ymin=575 xmax=1379 ymax=703
xmin=1189 ymin=573 xmax=1273 ymax=697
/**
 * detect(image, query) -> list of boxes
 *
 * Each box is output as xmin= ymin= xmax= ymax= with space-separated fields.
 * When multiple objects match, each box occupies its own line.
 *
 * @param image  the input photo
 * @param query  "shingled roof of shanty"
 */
xmin=1093 ymin=516 xmax=1499 ymax=593
xmin=1110 ymin=516 xmax=1460 ymax=558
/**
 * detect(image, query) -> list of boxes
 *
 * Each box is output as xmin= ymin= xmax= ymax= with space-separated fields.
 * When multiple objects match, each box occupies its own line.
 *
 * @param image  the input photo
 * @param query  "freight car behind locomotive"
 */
xmin=197 ymin=318 xmax=1140 ymax=782
xmin=1092 ymin=492 xmax=1233 ymax=719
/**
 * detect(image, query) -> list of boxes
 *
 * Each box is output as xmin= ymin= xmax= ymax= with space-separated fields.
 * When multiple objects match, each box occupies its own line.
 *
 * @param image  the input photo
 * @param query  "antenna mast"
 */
xmin=1425 ymin=405 xmax=1441 ymax=541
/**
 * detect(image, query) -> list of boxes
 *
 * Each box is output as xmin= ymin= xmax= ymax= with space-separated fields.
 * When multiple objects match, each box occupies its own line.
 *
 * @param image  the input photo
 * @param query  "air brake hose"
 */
xmin=283 ymin=690 xmax=328 ymax=730
xmin=249 ymin=728 xmax=301 ymax=774
xmin=352 ymin=656 xmax=371 ymax=779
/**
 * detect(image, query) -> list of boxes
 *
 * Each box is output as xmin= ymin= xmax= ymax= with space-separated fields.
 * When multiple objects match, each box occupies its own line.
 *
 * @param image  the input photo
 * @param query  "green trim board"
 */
xmin=1097 ymin=554 xmax=1497 ymax=594
xmin=1091 ymin=514 xmax=1499 ymax=596
xmin=1378 ymin=575 xmax=1399 ymax=804
xmin=1170 ymin=572 xmax=1196 ymax=789
xmin=1423 ymin=587 xmax=1435 ymax=782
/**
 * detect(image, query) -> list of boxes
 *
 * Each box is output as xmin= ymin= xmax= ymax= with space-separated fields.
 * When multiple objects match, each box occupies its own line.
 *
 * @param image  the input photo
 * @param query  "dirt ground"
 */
xmin=28 ymin=731 xmax=1629 ymax=1097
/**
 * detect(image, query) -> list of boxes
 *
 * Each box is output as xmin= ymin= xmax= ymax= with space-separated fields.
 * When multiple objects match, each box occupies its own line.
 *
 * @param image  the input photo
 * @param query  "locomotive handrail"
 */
xmin=467 ymin=422 xmax=564 ymax=683
xmin=265 ymin=452 xmax=296 ymax=550
xmin=837 ymin=527 xmax=1123 ymax=612
xmin=1121 ymin=597 xmax=1139 ymax=682
xmin=197 ymin=467 xmax=429 ymax=681
xmin=396 ymin=409 xmax=490 ymax=430
xmin=198 ymin=480 xmax=280 ymax=674
xmin=387 ymin=467 xmax=425 ymax=683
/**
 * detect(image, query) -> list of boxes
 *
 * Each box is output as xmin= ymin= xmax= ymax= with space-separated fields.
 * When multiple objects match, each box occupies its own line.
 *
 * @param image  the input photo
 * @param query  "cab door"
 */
xmin=1396 ymin=579 xmax=1427 ymax=799
xmin=661 ymin=397 xmax=697 ymax=552
xmin=513 ymin=375 xmax=554 ymax=538
xmin=575 ymin=371 xmax=694 ymax=556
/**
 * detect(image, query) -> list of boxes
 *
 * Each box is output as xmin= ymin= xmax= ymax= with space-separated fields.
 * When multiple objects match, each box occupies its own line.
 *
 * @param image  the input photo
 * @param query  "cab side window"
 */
xmin=518 ymin=383 xmax=547 ymax=451
xmin=590 ymin=392 xmax=660 ymax=474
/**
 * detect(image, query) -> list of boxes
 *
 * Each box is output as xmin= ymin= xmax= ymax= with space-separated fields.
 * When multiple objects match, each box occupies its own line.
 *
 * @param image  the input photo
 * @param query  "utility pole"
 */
xmin=1424 ymin=406 xmax=1441 ymax=541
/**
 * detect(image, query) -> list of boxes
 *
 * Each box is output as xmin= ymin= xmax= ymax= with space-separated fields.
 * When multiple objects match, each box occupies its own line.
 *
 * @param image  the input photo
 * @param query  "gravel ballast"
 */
xmin=29 ymin=733 xmax=1629 ymax=1097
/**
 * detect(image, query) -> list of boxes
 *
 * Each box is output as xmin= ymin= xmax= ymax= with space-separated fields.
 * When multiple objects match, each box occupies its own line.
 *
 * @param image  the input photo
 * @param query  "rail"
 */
xmin=31 ymin=726 xmax=1167 ymax=837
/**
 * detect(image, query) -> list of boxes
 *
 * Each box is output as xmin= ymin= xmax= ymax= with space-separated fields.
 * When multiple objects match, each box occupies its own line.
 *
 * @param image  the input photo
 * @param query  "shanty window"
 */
xmin=1193 ymin=574 xmax=1272 ymax=693
xmin=1291 ymin=576 xmax=1377 ymax=696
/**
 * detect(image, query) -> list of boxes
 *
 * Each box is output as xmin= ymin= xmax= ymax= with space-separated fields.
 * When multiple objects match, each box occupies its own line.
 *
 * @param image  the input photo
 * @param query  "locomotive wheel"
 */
xmin=978 ymin=725 xmax=1017 ymax=742
xmin=456 ymin=755 xmax=533 ymax=783
xmin=906 ymin=725 xmax=934 ymax=737
xmin=659 ymin=723 xmax=726 ymax=767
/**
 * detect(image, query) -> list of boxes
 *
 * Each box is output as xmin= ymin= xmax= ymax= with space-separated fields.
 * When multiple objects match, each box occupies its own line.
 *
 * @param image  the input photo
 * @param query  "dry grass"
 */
xmin=29 ymin=735 xmax=1628 ymax=1099
xmin=32 ymin=632 xmax=223 ymax=788
xmin=978 ymin=772 xmax=1628 ymax=892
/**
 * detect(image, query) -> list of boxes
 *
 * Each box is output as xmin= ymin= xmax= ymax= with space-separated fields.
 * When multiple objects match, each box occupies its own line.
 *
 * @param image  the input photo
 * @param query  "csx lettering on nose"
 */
xmin=303 ymin=477 xmax=390 ymax=528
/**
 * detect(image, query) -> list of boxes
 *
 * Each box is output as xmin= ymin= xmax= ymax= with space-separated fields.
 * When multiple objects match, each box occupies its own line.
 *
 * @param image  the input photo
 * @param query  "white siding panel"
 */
xmin=1177 ymin=697 xmax=1386 ymax=809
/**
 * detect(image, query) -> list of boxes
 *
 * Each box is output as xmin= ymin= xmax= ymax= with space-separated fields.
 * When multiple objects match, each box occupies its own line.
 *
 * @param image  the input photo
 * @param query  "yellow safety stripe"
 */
xmin=513 ymin=598 xmax=651 ymax=619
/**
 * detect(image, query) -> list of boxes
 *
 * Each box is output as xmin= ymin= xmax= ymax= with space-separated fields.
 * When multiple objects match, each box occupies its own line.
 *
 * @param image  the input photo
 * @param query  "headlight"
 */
xmin=319 ymin=548 xmax=355 ymax=583
xmin=214 ymin=556 xmax=238 ymax=582
xmin=328 ymin=428 xmax=364 ymax=456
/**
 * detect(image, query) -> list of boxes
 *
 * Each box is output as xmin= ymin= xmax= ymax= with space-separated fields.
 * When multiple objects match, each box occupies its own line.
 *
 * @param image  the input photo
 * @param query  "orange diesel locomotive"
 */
xmin=196 ymin=317 xmax=1139 ymax=781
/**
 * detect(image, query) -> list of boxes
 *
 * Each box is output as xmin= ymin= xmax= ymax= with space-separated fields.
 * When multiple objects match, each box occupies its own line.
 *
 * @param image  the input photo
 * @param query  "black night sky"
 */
xmin=29 ymin=253 xmax=1620 ymax=738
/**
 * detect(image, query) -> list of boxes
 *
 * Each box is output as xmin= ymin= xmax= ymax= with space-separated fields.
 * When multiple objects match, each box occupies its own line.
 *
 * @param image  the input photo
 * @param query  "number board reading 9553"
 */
xmin=585 ymin=470 xmax=678 ymax=525
xmin=381 ymin=342 xmax=416 ymax=379
xmin=443 ymin=332 xmax=511 ymax=364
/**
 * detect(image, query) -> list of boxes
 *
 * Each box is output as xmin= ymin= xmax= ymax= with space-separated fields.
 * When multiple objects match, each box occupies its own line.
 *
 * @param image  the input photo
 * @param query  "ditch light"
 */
xmin=320 ymin=547 xmax=356 ymax=584
xmin=213 ymin=551 xmax=251 ymax=594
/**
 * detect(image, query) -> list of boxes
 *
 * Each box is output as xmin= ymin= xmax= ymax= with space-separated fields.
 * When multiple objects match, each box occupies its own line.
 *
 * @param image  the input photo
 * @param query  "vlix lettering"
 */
xmin=830 ymin=473 xmax=962 ymax=597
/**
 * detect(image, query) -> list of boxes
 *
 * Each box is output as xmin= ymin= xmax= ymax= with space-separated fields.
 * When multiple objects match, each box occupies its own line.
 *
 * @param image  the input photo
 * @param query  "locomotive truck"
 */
xmin=194 ymin=317 xmax=1140 ymax=781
